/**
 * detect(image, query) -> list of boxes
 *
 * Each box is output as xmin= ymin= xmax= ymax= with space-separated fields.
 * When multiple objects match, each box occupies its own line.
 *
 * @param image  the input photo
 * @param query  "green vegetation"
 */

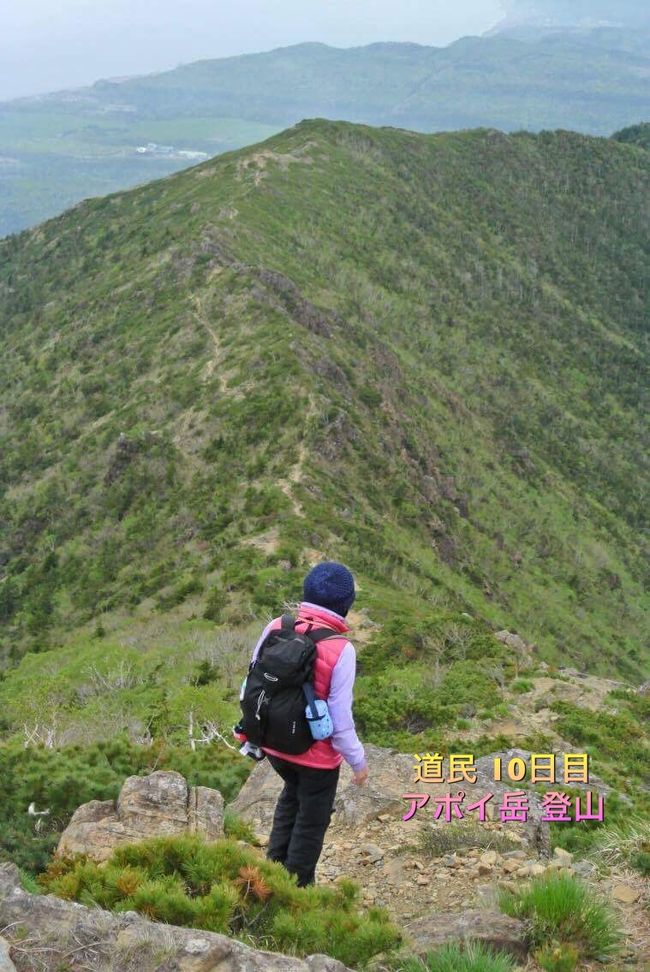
xmin=543 ymin=691 xmax=649 ymax=861
xmin=0 ymin=618 xmax=254 ymax=745
xmin=586 ymin=816 xmax=650 ymax=876
xmin=40 ymin=835 xmax=402 ymax=967
xmin=395 ymin=943 xmax=515 ymax=972
xmin=2 ymin=28 xmax=649 ymax=235
xmin=0 ymin=734 xmax=248 ymax=874
xmin=499 ymin=874 xmax=622 ymax=962
xmin=1 ymin=120 xmax=647 ymax=678
xmin=533 ymin=944 xmax=580 ymax=972
xmin=511 ymin=679 xmax=533 ymax=694
xmin=551 ymin=692 xmax=650 ymax=790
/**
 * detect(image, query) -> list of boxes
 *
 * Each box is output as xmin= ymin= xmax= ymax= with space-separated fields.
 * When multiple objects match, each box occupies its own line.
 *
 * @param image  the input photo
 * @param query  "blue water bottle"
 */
xmin=303 ymin=682 xmax=333 ymax=740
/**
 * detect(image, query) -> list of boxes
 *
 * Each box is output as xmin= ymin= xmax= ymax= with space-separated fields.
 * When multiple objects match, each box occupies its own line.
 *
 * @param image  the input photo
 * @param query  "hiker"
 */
xmin=234 ymin=561 xmax=368 ymax=887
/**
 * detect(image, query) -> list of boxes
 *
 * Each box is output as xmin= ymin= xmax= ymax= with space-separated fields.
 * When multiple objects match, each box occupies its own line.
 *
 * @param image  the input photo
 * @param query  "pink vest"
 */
xmin=260 ymin=604 xmax=349 ymax=769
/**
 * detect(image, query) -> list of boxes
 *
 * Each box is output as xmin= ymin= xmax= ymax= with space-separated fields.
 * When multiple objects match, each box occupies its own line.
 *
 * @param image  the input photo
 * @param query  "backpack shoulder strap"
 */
xmin=303 ymin=680 xmax=319 ymax=719
xmin=304 ymin=627 xmax=348 ymax=644
xmin=272 ymin=618 xmax=340 ymax=643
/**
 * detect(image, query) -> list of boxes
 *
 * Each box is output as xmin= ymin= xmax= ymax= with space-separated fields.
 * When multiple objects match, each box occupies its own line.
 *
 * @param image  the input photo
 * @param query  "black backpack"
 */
xmin=239 ymin=614 xmax=339 ymax=754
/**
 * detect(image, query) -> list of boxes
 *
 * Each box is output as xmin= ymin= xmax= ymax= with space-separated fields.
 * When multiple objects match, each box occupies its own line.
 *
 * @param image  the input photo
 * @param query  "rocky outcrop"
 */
xmin=0 ymin=863 xmax=351 ymax=972
xmin=404 ymin=910 xmax=528 ymax=960
xmin=57 ymin=771 xmax=224 ymax=862
xmin=228 ymin=743 xmax=551 ymax=855
xmin=495 ymin=629 xmax=534 ymax=657
xmin=0 ymin=938 xmax=16 ymax=972
xmin=255 ymin=267 xmax=340 ymax=338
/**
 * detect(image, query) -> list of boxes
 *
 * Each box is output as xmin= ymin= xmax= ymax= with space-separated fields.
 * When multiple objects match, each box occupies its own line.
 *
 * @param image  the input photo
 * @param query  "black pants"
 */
xmin=265 ymin=754 xmax=340 ymax=887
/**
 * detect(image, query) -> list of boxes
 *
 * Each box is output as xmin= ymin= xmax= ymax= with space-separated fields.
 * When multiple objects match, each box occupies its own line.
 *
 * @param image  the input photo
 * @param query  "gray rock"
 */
xmin=404 ymin=909 xmax=528 ymax=960
xmin=359 ymin=843 xmax=384 ymax=863
xmin=188 ymin=785 xmax=226 ymax=840
xmin=117 ymin=770 xmax=190 ymax=833
xmin=573 ymin=860 xmax=597 ymax=878
xmin=495 ymin=631 xmax=531 ymax=655
xmin=0 ymin=863 xmax=352 ymax=972
xmin=0 ymin=937 xmax=16 ymax=972
xmin=58 ymin=771 xmax=224 ymax=862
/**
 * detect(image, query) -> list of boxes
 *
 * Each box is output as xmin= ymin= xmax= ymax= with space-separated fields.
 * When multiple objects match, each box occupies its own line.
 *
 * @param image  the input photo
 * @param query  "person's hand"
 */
xmin=353 ymin=766 xmax=369 ymax=786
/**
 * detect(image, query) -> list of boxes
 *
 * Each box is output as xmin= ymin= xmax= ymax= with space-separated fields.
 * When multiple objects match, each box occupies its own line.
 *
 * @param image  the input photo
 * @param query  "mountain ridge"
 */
xmin=1 ymin=119 xmax=648 ymax=680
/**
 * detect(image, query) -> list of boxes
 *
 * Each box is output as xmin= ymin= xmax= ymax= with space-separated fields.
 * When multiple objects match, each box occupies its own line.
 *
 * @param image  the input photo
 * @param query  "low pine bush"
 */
xmin=40 ymin=835 xmax=402 ymax=967
xmin=223 ymin=810 xmax=257 ymax=843
xmin=499 ymin=874 xmax=621 ymax=961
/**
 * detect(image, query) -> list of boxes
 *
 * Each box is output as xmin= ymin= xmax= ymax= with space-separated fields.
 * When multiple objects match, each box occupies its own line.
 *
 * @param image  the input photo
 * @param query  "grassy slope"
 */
xmin=1 ymin=28 xmax=649 ymax=236
xmin=1 ymin=120 xmax=648 ymax=681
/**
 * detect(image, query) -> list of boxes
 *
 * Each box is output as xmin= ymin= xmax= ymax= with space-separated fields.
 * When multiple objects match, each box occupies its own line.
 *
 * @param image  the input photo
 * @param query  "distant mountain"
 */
xmin=1 ymin=120 xmax=648 ymax=679
xmin=1 ymin=28 xmax=649 ymax=236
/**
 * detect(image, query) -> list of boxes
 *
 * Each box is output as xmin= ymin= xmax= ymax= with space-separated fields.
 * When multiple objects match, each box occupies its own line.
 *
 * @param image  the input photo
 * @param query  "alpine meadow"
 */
xmin=0 ymin=119 xmax=649 ymax=966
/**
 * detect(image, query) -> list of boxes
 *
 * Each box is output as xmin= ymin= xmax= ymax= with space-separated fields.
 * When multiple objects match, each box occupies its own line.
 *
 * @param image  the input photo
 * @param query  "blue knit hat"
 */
xmin=303 ymin=561 xmax=356 ymax=618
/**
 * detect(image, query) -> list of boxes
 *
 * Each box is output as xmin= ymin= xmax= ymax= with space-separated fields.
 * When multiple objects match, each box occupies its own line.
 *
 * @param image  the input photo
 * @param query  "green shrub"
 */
xmin=354 ymin=673 xmax=450 ymax=742
xmin=511 ymin=679 xmax=533 ymax=694
xmin=157 ymin=576 xmax=204 ymax=610
xmin=436 ymin=662 xmax=501 ymax=712
xmin=192 ymin=659 xmax=220 ymax=686
xmin=0 ymin=737 xmax=249 ymax=874
xmin=223 ymin=811 xmax=257 ymax=844
xmin=550 ymin=700 xmax=648 ymax=785
xmin=499 ymin=874 xmax=621 ymax=960
xmin=203 ymin=586 xmax=228 ymax=622
xmin=355 ymin=651 xmax=509 ymax=744
xmin=41 ymin=835 xmax=402 ymax=966
xmin=359 ymin=384 xmax=382 ymax=407
xmin=18 ymin=867 xmax=42 ymax=895
xmin=359 ymin=613 xmax=507 ymax=676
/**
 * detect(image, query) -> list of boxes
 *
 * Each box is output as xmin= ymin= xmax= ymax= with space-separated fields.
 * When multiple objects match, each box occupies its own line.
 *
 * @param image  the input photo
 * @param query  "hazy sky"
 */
xmin=0 ymin=0 xmax=506 ymax=101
